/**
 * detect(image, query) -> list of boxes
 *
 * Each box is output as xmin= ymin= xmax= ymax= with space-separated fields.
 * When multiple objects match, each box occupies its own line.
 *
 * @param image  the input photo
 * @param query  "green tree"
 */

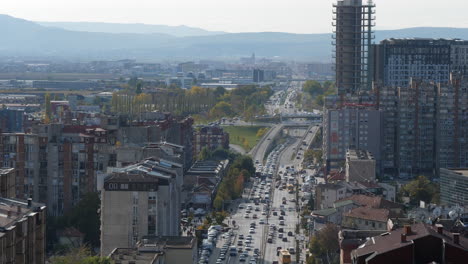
xmin=303 ymin=80 xmax=324 ymax=96
xmin=59 ymin=193 xmax=101 ymax=248
xmin=309 ymin=224 xmax=340 ymax=264
xmin=136 ymin=82 xmax=142 ymax=94
xmin=210 ymin=101 xmax=233 ymax=119
xmin=399 ymin=175 xmax=440 ymax=205
xmin=198 ymin=147 xmax=212 ymax=161
xmin=49 ymin=247 xmax=112 ymax=264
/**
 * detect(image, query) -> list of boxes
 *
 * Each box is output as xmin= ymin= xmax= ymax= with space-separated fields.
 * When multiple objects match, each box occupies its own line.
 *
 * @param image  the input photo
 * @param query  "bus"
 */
xmin=278 ymin=249 xmax=291 ymax=264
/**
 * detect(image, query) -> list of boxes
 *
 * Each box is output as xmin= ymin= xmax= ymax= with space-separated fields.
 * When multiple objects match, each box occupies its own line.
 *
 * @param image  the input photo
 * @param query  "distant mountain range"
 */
xmin=37 ymin=21 xmax=226 ymax=37
xmin=2 ymin=15 xmax=468 ymax=61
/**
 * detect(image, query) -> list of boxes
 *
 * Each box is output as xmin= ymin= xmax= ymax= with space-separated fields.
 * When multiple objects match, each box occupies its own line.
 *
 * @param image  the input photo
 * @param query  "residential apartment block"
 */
xmin=322 ymin=106 xmax=382 ymax=172
xmin=100 ymin=157 xmax=183 ymax=256
xmin=372 ymin=38 xmax=468 ymax=87
xmin=193 ymin=125 xmax=229 ymax=157
xmin=0 ymin=198 xmax=46 ymax=264
xmin=0 ymin=168 xmax=15 ymax=198
xmin=440 ymin=168 xmax=468 ymax=206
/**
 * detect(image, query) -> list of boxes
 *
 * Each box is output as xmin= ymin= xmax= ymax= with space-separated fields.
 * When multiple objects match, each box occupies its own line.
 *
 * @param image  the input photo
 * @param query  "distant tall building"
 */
xmin=253 ymin=69 xmax=265 ymax=82
xmin=372 ymin=38 xmax=468 ymax=87
xmin=333 ymin=0 xmax=375 ymax=96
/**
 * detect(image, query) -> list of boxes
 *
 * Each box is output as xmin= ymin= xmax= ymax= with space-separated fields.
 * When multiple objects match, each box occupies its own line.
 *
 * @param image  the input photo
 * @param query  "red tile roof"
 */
xmin=344 ymin=207 xmax=390 ymax=222
xmin=337 ymin=194 xmax=403 ymax=210
xmin=353 ymin=223 xmax=468 ymax=258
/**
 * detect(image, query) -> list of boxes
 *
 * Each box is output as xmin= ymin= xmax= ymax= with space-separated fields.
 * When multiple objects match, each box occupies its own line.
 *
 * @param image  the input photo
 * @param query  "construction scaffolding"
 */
xmin=332 ymin=0 xmax=375 ymax=97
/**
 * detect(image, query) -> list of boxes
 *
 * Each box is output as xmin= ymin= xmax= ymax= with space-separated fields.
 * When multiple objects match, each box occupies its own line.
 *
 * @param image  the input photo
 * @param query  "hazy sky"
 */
xmin=3 ymin=0 xmax=468 ymax=33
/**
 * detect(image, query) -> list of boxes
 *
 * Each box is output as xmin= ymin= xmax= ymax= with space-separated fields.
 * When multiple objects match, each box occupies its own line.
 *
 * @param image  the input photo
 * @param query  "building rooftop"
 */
xmin=336 ymin=194 xmax=403 ymax=210
xmin=0 ymin=168 xmax=14 ymax=175
xmin=347 ymin=149 xmax=374 ymax=161
xmin=344 ymin=207 xmax=390 ymax=223
xmin=352 ymin=223 xmax=468 ymax=259
xmin=0 ymin=198 xmax=46 ymax=228
xmin=450 ymin=169 xmax=468 ymax=177
xmin=108 ymin=248 xmax=161 ymax=264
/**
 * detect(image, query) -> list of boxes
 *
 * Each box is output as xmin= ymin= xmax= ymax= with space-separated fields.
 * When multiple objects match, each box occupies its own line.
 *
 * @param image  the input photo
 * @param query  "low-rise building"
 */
xmin=193 ymin=126 xmax=229 ymax=157
xmin=0 ymin=198 xmax=46 ymax=264
xmin=315 ymin=183 xmax=347 ymax=209
xmin=342 ymin=207 xmax=390 ymax=230
xmin=351 ymin=223 xmax=468 ymax=264
xmin=345 ymin=149 xmax=376 ymax=182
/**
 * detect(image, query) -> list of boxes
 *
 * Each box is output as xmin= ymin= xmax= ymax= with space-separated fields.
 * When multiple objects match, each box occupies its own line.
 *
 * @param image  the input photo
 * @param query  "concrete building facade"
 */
xmin=333 ymin=0 xmax=375 ymax=96
xmin=440 ymin=168 xmax=468 ymax=206
xmin=323 ymin=107 xmax=382 ymax=172
xmin=0 ymin=168 xmax=15 ymax=198
xmin=0 ymin=198 xmax=46 ymax=264
xmin=101 ymin=158 xmax=183 ymax=256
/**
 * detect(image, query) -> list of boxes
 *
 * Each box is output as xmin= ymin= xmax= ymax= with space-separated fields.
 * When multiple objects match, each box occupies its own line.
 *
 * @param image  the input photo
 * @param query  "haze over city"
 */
xmin=2 ymin=0 xmax=468 ymax=33
xmin=1 ymin=0 xmax=468 ymax=264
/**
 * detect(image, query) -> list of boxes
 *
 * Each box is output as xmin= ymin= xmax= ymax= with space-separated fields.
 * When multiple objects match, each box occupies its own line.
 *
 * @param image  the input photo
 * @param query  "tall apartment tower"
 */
xmin=333 ymin=0 xmax=375 ymax=97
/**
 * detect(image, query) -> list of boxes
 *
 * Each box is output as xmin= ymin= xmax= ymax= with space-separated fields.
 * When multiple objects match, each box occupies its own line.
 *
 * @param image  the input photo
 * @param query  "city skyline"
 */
xmin=2 ymin=0 xmax=468 ymax=34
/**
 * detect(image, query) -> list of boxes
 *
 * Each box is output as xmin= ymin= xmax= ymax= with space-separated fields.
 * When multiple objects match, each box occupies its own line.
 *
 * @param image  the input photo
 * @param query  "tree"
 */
xmin=136 ymin=81 xmax=142 ymax=94
xmin=303 ymin=80 xmax=324 ymax=96
xmin=198 ymin=147 xmax=212 ymax=161
xmin=210 ymin=101 xmax=233 ymax=119
xmin=49 ymin=247 xmax=112 ymax=264
xmin=256 ymin=127 xmax=268 ymax=138
xmin=58 ymin=193 xmax=101 ymax=248
xmin=309 ymin=224 xmax=340 ymax=264
xmin=399 ymin=175 xmax=440 ymax=205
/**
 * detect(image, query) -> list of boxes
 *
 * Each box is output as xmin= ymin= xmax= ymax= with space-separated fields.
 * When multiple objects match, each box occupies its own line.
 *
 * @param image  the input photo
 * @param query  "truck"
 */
xmin=278 ymin=249 xmax=291 ymax=264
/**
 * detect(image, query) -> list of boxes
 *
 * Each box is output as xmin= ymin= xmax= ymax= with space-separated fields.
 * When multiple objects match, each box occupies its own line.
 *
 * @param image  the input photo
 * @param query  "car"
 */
xmin=219 ymin=254 xmax=226 ymax=260
xmin=267 ymin=237 xmax=273 ymax=243
xmin=239 ymin=234 xmax=244 ymax=239
xmin=281 ymin=211 xmax=286 ymax=216
xmin=278 ymin=228 xmax=284 ymax=233
xmin=255 ymin=207 xmax=260 ymax=211
xmin=279 ymin=216 xmax=284 ymax=220
xmin=239 ymin=255 xmax=247 ymax=262
xmin=216 ymin=259 xmax=223 ymax=264
xmin=237 ymin=240 xmax=244 ymax=246
xmin=282 ymin=237 xmax=288 ymax=242
xmin=259 ymin=219 xmax=265 ymax=224
xmin=252 ymin=214 xmax=258 ymax=219
xmin=254 ymin=248 xmax=260 ymax=254
xmin=273 ymin=211 xmax=278 ymax=216
xmin=288 ymin=247 xmax=295 ymax=254
xmin=244 ymin=214 xmax=250 ymax=218
xmin=278 ymin=233 xmax=283 ymax=238
xmin=279 ymin=220 xmax=285 ymax=225
xmin=288 ymin=231 xmax=293 ymax=236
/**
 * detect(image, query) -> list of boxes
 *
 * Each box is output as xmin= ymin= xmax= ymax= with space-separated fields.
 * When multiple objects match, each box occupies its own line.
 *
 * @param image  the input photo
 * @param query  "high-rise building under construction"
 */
xmin=333 ymin=0 xmax=375 ymax=96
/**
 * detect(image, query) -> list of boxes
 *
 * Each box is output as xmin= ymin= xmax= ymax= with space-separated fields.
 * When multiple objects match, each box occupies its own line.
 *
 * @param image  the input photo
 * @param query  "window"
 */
xmin=365 ymin=221 xmax=369 ymax=226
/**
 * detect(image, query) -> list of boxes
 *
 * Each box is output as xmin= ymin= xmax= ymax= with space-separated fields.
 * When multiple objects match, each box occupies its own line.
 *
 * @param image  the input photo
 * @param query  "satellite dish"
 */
xmin=449 ymin=210 xmax=459 ymax=220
